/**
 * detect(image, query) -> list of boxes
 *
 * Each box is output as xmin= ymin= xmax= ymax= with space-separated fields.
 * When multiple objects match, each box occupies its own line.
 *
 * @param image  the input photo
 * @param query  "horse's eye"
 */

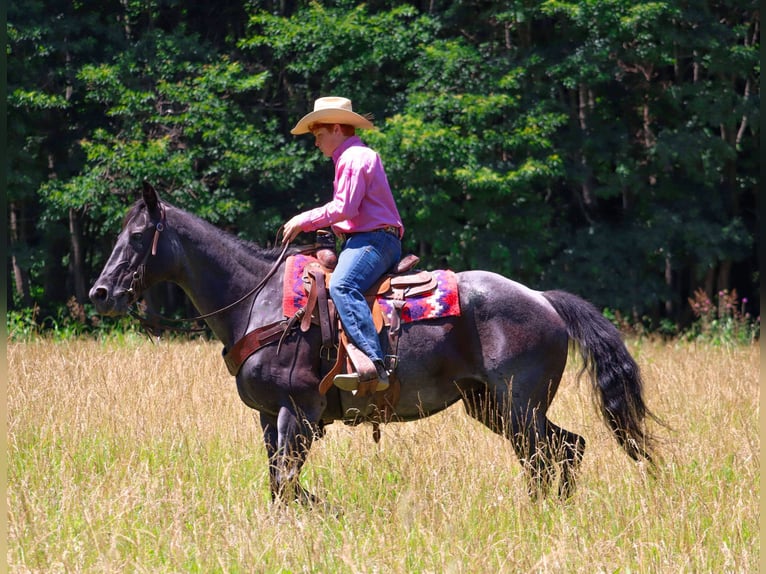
xmin=131 ymin=232 xmax=144 ymax=243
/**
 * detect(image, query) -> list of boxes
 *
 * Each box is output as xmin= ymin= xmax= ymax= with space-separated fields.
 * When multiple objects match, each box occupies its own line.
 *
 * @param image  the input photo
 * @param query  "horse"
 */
xmin=89 ymin=182 xmax=658 ymax=502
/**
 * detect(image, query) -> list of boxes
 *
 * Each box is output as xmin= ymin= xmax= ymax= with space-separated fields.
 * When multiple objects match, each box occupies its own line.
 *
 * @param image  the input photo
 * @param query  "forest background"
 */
xmin=7 ymin=0 xmax=760 ymax=336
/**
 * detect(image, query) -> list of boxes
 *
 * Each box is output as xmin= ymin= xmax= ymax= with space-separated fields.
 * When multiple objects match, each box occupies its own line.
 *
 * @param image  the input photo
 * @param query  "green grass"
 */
xmin=7 ymin=338 xmax=759 ymax=572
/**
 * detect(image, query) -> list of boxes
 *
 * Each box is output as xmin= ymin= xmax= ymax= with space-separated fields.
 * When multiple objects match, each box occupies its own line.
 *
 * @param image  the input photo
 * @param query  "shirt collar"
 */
xmin=332 ymin=135 xmax=363 ymax=163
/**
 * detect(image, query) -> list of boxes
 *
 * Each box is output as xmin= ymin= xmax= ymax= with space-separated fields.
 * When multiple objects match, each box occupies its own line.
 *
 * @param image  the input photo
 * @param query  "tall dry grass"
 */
xmin=7 ymin=337 xmax=759 ymax=573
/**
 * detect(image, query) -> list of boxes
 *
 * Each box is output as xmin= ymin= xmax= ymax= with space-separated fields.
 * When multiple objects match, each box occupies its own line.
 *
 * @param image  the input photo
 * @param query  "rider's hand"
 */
xmin=282 ymin=215 xmax=304 ymax=245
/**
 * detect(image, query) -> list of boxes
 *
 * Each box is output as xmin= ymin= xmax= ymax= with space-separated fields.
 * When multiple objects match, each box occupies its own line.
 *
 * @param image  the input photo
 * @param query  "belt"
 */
xmin=337 ymin=225 xmax=400 ymax=243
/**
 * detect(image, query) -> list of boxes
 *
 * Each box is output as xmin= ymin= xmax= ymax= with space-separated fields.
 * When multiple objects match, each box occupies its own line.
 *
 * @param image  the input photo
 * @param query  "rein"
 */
xmin=127 ymin=205 xmax=303 ymax=336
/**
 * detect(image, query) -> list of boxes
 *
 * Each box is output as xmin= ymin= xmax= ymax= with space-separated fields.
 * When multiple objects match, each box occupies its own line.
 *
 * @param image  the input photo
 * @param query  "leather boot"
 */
xmin=333 ymin=361 xmax=390 ymax=393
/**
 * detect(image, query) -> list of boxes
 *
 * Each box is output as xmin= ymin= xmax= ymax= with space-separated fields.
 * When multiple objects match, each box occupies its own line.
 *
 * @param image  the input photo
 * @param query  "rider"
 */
xmin=282 ymin=96 xmax=404 ymax=393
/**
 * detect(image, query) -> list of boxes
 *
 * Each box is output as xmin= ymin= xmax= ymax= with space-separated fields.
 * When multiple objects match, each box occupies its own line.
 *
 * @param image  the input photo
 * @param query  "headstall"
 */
xmin=125 ymin=202 xmax=301 ymax=338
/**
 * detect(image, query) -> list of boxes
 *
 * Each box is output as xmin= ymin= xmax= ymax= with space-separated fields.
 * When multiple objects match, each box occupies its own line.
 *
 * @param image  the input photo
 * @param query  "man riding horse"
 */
xmin=88 ymin=101 xmax=658 ymax=502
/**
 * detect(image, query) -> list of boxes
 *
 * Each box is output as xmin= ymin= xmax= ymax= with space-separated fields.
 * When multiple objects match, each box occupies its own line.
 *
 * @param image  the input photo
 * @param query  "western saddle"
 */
xmin=221 ymin=230 xmax=439 ymax=429
xmin=300 ymin=237 xmax=437 ymax=399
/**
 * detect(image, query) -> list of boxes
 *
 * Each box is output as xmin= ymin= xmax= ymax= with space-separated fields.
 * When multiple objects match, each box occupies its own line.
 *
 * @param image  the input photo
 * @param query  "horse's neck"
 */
xmin=172 ymin=213 xmax=282 ymax=346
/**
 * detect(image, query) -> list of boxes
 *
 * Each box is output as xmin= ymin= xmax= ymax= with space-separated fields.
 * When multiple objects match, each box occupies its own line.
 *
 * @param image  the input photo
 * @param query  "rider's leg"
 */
xmin=329 ymin=230 xmax=400 ymax=391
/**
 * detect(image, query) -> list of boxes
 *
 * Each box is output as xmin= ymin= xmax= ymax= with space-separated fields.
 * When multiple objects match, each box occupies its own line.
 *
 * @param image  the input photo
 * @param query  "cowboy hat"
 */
xmin=290 ymin=96 xmax=375 ymax=135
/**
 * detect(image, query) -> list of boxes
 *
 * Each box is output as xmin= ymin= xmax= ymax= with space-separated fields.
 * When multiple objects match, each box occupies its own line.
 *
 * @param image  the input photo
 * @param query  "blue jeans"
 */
xmin=329 ymin=230 xmax=402 ymax=365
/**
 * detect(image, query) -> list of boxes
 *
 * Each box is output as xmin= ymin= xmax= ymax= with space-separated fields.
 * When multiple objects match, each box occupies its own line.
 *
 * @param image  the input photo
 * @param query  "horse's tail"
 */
xmin=542 ymin=289 xmax=657 ymax=464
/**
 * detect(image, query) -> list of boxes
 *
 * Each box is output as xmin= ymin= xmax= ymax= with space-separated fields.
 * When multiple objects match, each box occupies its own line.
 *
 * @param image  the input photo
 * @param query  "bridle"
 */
xmin=126 ymin=202 xmax=166 ymax=302
xmin=126 ymin=201 xmax=299 ymax=337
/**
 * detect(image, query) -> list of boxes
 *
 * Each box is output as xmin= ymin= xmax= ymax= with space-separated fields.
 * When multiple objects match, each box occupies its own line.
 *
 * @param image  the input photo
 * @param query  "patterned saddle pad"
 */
xmin=282 ymin=254 xmax=461 ymax=324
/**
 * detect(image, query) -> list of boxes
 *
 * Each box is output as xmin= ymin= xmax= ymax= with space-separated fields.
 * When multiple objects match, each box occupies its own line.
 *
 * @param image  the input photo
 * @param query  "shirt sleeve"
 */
xmin=294 ymin=154 xmax=369 ymax=231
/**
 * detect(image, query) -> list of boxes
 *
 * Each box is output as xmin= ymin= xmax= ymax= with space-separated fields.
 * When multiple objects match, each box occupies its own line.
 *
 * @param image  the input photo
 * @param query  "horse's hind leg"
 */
xmin=512 ymin=412 xmax=587 ymax=500
xmin=461 ymin=389 xmax=556 ymax=499
xmin=508 ymin=404 xmax=558 ymax=499
xmin=462 ymin=389 xmax=585 ymax=500
xmin=546 ymin=422 xmax=586 ymax=499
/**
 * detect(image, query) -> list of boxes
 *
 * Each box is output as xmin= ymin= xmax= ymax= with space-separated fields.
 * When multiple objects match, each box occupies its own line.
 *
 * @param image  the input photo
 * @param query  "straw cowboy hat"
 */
xmin=290 ymin=96 xmax=375 ymax=135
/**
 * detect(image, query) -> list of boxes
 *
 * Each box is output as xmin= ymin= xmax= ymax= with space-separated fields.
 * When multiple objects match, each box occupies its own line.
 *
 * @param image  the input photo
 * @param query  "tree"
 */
xmin=531 ymin=0 xmax=759 ymax=320
xmin=6 ymin=0 xmax=759 ymax=329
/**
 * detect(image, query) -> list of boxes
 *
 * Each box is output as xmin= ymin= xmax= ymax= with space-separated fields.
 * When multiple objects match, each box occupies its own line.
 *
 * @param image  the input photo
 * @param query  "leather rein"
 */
xmin=126 ymin=202 xmax=299 ymax=337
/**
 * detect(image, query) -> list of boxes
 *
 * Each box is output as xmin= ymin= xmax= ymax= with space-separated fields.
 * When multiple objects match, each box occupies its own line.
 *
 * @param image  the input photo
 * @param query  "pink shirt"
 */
xmin=295 ymin=136 xmax=403 ymax=238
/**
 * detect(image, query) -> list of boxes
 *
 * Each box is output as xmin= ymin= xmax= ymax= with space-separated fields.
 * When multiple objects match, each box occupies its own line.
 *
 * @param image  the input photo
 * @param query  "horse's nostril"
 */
xmin=90 ymin=286 xmax=108 ymax=302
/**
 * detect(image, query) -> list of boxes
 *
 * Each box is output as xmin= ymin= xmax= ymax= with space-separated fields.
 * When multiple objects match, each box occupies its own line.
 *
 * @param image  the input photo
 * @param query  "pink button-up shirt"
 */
xmin=295 ymin=136 xmax=403 ymax=238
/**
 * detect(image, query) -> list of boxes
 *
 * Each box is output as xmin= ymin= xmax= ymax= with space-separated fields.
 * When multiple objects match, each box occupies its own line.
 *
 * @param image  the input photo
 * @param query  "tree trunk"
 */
xmin=664 ymin=254 xmax=673 ymax=315
xmin=9 ymin=202 xmax=32 ymax=306
xmin=69 ymin=208 xmax=88 ymax=303
xmin=716 ymin=260 xmax=732 ymax=295
xmin=703 ymin=267 xmax=715 ymax=299
xmin=578 ymin=83 xmax=594 ymax=209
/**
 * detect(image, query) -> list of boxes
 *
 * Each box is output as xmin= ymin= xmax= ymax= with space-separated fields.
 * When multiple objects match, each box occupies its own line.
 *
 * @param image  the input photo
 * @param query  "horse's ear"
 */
xmin=142 ymin=181 xmax=161 ymax=215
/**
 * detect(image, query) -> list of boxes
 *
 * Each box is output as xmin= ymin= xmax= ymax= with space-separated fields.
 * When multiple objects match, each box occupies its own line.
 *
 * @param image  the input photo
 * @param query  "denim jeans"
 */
xmin=329 ymin=230 xmax=402 ymax=365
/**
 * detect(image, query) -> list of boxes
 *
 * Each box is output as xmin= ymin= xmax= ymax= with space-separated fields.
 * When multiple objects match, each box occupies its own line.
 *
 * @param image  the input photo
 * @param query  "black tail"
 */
xmin=543 ymin=290 xmax=657 ymax=464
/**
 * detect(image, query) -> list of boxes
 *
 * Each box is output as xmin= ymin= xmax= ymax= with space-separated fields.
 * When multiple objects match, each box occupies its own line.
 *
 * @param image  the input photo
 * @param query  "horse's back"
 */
xmin=456 ymin=270 xmax=565 ymax=333
xmin=385 ymin=270 xmax=568 ymax=416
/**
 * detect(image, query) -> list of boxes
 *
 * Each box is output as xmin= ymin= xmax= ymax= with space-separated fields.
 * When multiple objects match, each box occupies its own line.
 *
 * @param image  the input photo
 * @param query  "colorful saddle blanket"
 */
xmin=282 ymin=254 xmax=461 ymax=323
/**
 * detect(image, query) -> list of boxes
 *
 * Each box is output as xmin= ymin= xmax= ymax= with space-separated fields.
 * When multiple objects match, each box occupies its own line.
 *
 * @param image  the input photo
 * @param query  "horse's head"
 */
xmin=89 ymin=182 xmax=172 ymax=315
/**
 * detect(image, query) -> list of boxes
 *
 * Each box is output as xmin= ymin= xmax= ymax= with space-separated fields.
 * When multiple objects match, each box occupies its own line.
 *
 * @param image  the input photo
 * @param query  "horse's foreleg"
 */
xmin=259 ymin=412 xmax=281 ymax=501
xmin=276 ymin=404 xmax=317 ymax=503
xmin=260 ymin=406 xmax=319 ymax=504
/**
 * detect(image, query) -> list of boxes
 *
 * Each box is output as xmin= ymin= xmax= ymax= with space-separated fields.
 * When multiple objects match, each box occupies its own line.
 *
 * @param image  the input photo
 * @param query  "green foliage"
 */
xmin=61 ymin=53 xmax=288 ymax=227
xmin=365 ymin=27 xmax=569 ymax=277
xmin=242 ymin=2 xmax=432 ymax=108
xmin=684 ymin=288 xmax=760 ymax=345
xmin=6 ymin=0 xmax=760 ymax=333
xmin=6 ymin=305 xmax=43 ymax=342
xmin=6 ymin=297 xmax=143 ymax=342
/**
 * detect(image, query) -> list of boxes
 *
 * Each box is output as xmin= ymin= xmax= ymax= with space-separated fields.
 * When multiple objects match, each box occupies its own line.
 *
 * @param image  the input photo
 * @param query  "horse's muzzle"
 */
xmin=89 ymin=284 xmax=131 ymax=315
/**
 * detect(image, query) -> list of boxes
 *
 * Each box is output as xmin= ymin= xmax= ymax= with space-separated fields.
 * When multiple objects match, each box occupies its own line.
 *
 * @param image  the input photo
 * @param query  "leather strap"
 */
xmin=393 ymin=254 xmax=420 ymax=274
xmin=366 ymin=277 xmax=390 ymax=331
xmin=310 ymin=268 xmax=334 ymax=349
xmin=386 ymin=289 xmax=406 ymax=371
xmin=300 ymin=273 xmax=319 ymax=332
xmin=222 ymin=320 xmax=287 ymax=376
xmin=319 ymin=332 xmax=348 ymax=395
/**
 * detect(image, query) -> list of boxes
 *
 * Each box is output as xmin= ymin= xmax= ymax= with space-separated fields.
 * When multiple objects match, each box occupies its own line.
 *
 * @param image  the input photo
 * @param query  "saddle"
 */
xmin=299 ymin=252 xmax=437 ymax=401
xmin=221 ymin=232 xmax=457 ymax=440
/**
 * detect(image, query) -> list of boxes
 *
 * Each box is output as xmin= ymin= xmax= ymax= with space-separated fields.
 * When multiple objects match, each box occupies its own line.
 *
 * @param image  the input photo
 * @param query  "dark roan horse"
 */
xmin=90 ymin=182 xmax=658 ymax=502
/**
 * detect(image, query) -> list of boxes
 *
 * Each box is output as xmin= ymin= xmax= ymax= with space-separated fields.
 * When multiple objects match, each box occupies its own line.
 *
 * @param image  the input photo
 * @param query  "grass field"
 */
xmin=7 ymin=337 xmax=759 ymax=573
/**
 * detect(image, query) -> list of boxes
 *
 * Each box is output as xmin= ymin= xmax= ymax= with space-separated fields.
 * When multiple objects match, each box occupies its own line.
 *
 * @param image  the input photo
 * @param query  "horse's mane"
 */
xmin=123 ymin=198 xmax=295 ymax=262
